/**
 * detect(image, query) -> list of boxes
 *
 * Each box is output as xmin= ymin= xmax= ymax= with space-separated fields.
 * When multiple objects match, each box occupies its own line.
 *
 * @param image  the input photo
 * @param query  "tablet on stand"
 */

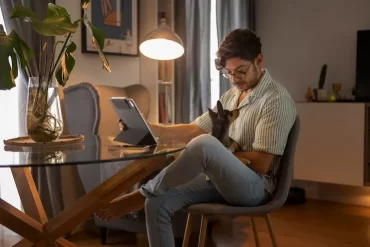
xmin=110 ymin=97 xmax=158 ymax=147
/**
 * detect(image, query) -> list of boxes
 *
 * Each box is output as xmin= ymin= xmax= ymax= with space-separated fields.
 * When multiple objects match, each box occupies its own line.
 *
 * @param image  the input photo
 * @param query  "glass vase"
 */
xmin=26 ymin=77 xmax=63 ymax=142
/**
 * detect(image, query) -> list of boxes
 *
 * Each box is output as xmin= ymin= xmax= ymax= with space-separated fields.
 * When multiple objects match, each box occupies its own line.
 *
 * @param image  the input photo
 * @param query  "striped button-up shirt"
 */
xmin=194 ymin=69 xmax=296 ymax=194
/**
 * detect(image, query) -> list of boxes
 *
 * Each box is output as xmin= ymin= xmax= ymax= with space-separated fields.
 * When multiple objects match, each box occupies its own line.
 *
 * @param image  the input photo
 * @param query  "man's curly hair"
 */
xmin=215 ymin=29 xmax=262 ymax=70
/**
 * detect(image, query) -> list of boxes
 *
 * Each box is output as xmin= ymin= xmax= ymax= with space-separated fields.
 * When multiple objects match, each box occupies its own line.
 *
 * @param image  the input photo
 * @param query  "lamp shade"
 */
xmin=139 ymin=18 xmax=184 ymax=60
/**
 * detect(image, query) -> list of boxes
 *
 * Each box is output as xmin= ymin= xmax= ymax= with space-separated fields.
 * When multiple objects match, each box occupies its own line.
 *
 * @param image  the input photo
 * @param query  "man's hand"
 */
xmin=117 ymin=119 xmax=206 ymax=143
xmin=118 ymin=119 xmax=127 ymax=131
xmin=233 ymin=151 xmax=274 ymax=174
xmin=233 ymin=154 xmax=251 ymax=165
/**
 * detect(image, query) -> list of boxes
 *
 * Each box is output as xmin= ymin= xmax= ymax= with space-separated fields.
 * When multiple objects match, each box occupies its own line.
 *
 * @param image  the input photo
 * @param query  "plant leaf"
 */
xmin=0 ymin=25 xmax=33 ymax=90
xmin=46 ymin=3 xmax=69 ymax=18
xmin=10 ymin=5 xmax=38 ymax=22
xmin=66 ymin=41 xmax=77 ymax=53
xmin=11 ymin=3 xmax=79 ymax=36
xmin=0 ymin=47 xmax=16 ymax=90
xmin=84 ymin=20 xmax=111 ymax=72
xmin=32 ymin=17 xmax=79 ymax=36
xmin=55 ymin=41 xmax=76 ymax=86
xmin=89 ymin=22 xmax=104 ymax=50
xmin=9 ymin=31 xmax=33 ymax=69
xmin=10 ymin=51 xmax=18 ymax=81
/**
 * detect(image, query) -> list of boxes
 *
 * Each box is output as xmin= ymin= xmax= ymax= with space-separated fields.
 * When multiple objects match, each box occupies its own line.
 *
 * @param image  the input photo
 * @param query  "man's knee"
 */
xmin=187 ymin=134 xmax=218 ymax=151
xmin=186 ymin=134 xmax=223 ymax=158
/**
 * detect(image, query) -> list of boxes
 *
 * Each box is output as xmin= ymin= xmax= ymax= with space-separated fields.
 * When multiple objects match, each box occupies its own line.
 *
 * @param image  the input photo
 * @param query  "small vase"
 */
xmin=26 ymin=77 xmax=63 ymax=142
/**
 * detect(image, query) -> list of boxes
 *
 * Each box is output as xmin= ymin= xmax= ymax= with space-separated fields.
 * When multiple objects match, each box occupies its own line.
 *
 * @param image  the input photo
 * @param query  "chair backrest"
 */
xmin=271 ymin=115 xmax=300 ymax=207
xmin=63 ymin=82 xmax=100 ymax=135
xmin=63 ymin=82 xmax=150 ymax=137
xmin=93 ymin=84 xmax=150 ymax=137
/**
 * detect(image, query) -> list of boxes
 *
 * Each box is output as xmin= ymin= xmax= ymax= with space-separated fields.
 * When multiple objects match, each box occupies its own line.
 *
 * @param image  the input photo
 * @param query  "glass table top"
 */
xmin=0 ymin=135 xmax=186 ymax=167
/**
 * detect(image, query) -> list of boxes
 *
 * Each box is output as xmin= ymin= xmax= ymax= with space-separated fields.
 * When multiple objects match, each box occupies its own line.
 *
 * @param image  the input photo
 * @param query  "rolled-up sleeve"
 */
xmin=194 ymin=110 xmax=212 ymax=133
xmin=252 ymin=95 xmax=296 ymax=155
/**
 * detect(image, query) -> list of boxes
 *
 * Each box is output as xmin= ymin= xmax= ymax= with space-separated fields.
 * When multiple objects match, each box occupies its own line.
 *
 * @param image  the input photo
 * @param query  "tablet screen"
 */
xmin=110 ymin=97 xmax=158 ymax=146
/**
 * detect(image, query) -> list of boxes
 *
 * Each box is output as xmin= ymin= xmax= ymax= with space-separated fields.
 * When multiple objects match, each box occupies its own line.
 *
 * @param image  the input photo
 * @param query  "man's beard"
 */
xmin=233 ymin=76 xmax=259 ymax=92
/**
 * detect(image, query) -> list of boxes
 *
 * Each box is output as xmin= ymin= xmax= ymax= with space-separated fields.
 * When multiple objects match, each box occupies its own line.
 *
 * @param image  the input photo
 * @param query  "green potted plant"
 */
xmin=317 ymin=64 xmax=328 ymax=101
xmin=0 ymin=0 xmax=111 ymax=142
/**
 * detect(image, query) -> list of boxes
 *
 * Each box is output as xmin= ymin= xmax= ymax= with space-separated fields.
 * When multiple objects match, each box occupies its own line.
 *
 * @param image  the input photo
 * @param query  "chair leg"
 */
xmin=250 ymin=217 xmax=260 ymax=247
xmin=265 ymin=214 xmax=278 ymax=247
xmin=100 ymin=227 xmax=108 ymax=245
xmin=182 ymin=214 xmax=194 ymax=247
xmin=198 ymin=215 xmax=209 ymax=247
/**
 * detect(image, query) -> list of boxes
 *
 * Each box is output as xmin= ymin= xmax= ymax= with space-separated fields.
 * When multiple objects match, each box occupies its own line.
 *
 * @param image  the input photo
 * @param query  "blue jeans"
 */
xmin=140 ymin=134 xmax=271 ymax=247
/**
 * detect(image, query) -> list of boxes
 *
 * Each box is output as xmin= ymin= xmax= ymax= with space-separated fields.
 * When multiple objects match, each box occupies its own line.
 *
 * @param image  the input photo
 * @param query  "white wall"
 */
xmin=256 ymin=0 xmax=370 ymax=101
xmin=55 ymin=0 xmax=141 ymax=88
xmin=257 ymin=0 xmax=370 ymax=207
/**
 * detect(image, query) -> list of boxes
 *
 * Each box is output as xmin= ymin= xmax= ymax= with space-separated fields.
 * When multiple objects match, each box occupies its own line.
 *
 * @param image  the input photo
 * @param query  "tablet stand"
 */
xmin=114 ymin=128 xmax=157 ymax=146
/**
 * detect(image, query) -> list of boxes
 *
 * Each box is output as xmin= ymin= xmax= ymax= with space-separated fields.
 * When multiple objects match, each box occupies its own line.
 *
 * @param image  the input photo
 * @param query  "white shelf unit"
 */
xmin=294 ymin=102 xmax=370 ymax=187
xmin=139 ymin=0 xmax=176 ymax=125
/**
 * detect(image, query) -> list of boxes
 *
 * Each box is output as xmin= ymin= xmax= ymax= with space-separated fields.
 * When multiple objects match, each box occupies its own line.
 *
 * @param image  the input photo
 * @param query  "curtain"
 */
xmin=0 ymin=0 xmax=64 ymax=219
xmin=0 ymin=8 xmax=22 ymax=240
xmin=174 ymin=0 xmax=211 ymax=123
xmin=216 ymin=0 xmax=256 ymax=97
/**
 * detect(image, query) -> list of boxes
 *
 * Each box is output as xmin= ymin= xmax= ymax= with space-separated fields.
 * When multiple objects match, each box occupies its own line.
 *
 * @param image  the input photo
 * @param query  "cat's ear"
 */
xmin=217 ymin=100 xmax=224 ymax=118
xmin=208 ymin=108 xmax=217 ymax=120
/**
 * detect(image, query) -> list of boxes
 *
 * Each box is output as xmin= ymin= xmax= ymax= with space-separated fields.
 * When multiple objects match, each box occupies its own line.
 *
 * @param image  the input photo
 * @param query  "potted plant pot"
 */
xmin=26 ymin=77 xmax=63 ymax=142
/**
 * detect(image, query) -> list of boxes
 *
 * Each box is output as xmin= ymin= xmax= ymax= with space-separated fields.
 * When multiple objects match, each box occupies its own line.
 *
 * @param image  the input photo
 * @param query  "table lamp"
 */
xmin=139 ymin=17 xmax=184 ymax=60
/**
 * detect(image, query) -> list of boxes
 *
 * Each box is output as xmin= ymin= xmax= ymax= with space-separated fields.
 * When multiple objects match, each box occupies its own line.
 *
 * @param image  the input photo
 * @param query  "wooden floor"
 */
xmin=2 ymin=199 xmax=370 ymax=247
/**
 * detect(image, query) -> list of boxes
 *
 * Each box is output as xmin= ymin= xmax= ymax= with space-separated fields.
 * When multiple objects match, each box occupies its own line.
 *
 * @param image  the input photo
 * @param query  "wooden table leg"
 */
xmin=0 ymin=167 xmax=75 ymax=246
xmin=13 ymin=238 xmax=76 ymax=247
xmin=0 ymin=199 xmax=43 ymax=243
xmin=3 ymin=154 xmax=168 ymax=245
xmin=55 ymin=238 xmax=77 ymax=247
xmin=11 ymin=168 xmax=48 ymax=223
xmin=12 ymin=239 xmax=33 ymax=247
xmin=43 ymin=155 xmax=167 ymax=241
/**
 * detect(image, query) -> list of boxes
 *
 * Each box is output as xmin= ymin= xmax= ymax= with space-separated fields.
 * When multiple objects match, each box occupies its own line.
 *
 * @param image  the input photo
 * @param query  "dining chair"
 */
xmin=181 ymin=116 xmax=300 ymax=247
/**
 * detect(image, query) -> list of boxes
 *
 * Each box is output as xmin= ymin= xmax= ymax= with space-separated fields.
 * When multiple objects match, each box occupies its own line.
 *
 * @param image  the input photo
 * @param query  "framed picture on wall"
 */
xmin=81 ymin=0 xmax=139 ymax=56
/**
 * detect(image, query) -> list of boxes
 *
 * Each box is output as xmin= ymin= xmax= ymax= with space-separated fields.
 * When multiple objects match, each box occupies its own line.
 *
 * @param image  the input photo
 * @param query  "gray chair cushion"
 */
xmin=184 ymin=116 xmax=301 ymax=216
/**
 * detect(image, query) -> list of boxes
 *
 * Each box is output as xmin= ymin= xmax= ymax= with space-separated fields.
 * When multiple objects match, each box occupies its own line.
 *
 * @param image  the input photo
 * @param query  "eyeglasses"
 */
xmin=219 ymin=62 xmax=254 ymax=80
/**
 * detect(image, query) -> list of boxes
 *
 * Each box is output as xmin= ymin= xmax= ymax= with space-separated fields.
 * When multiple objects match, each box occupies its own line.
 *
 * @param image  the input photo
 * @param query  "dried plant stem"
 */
xmin=34 ymin=37 xmax=44 ymax=114
xmin=50 ymin=41 xmax=64 ymax=78
xmin=42 ymin=41 xmax=48 ymax=79
xmin=25 ymin=64 xmax=33 ymax=78
xmin=48 ymin=33 xmax=72 ymax=84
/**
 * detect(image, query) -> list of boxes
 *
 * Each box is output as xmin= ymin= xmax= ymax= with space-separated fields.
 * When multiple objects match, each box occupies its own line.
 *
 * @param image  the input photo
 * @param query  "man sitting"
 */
xmin=96 ymin=28 xmax=297 ymax=247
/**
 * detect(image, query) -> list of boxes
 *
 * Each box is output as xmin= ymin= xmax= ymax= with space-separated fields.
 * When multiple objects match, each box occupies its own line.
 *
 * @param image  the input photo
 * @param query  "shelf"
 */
xmin=156 ymin=1 xmax=175 ymax=125
xmin=158 ymin=81 xmax=173 ymax=124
